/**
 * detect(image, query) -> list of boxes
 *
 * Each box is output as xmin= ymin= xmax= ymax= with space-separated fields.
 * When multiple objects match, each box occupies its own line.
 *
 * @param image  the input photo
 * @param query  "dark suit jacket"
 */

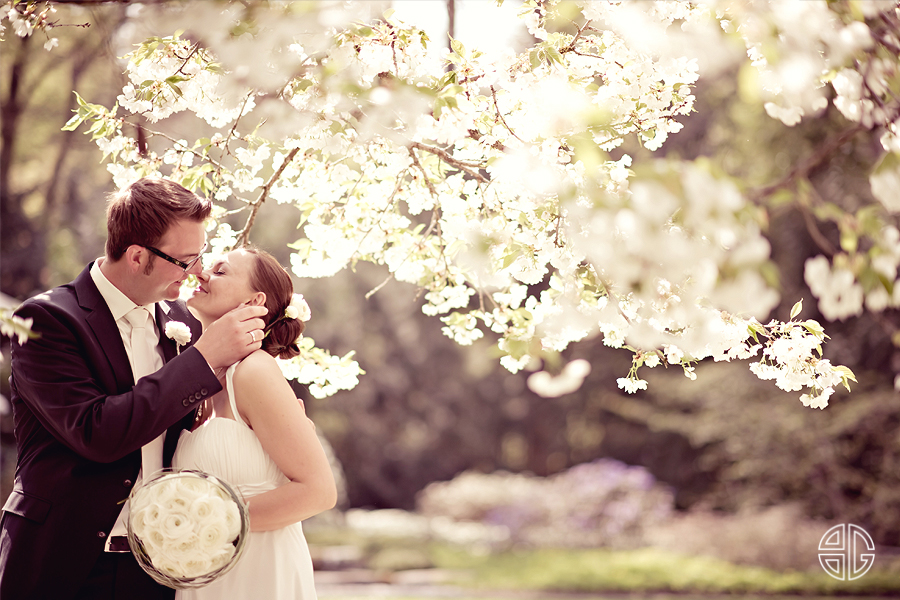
xmin=0 ymin=263 xmax=222 ymax=599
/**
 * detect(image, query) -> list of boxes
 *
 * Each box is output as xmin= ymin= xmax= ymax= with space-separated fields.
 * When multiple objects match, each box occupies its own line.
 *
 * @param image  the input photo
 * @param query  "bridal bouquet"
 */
xmin=127 ymin=470 xmax=249 ymax=589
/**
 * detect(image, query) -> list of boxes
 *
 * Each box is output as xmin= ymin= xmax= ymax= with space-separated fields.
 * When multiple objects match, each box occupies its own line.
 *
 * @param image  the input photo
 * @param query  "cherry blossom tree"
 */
xmin=7 ymin=0 xmax=896 ymax=407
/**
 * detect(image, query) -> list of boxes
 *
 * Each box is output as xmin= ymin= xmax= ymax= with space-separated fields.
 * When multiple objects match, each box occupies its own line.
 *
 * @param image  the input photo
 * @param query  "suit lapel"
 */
xmin=75 ymin=266 xmax=199 ymax=468
xmin=74 ymin=264 xmax=135 ymax=392
xmin=155 ymin=303 xmax=178 ymax=362
xmin=157 ymin=300 xmax=201 ymax=468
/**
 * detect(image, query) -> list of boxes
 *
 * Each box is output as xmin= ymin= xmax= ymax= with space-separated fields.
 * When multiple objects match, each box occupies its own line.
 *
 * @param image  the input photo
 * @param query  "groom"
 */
xmin=0 ymin=178 xmax=268 ymax=599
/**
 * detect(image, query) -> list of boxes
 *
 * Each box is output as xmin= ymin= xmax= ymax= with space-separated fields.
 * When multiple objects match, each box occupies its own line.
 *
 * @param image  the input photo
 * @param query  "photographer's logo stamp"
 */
xmin=818 ymin=524 xmax=875 ymax=580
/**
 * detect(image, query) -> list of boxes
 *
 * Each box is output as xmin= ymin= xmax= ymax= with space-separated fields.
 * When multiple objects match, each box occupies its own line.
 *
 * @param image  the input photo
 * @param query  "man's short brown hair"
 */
xmin=105 ymin=178 xmax=212 ymax=261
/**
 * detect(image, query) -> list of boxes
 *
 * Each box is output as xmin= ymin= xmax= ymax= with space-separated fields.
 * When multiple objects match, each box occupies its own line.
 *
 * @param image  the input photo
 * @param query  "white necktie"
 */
xmin=125 ymin=307 xmax=165 ymax=477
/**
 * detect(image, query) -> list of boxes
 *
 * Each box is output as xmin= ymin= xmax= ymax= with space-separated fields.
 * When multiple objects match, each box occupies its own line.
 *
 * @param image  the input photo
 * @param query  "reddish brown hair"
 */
xmin=106 ymin=178 xmax=212 ymax=261
xmin=244 ymin=246 xmax=305 ymax=360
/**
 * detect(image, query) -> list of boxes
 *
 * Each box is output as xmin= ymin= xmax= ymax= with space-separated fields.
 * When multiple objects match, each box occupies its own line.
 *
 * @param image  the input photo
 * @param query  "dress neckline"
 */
xmin=184 ymin=416 xmax=246 ymax=435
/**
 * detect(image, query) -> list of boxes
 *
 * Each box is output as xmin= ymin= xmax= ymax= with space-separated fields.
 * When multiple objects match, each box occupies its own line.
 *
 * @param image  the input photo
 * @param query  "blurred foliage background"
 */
xmin=2 ymin=1 xmax=899 ymax=572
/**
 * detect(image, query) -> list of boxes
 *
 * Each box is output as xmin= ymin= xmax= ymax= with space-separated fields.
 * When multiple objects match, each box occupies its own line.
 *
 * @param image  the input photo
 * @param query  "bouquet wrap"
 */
xmin=127 ymin=469 xmax=249 ymax=589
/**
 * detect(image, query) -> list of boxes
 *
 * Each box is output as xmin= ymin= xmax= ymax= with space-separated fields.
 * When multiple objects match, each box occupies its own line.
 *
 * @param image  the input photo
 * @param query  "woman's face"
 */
xmin=187 ymin=249 xmax=263 ymax=323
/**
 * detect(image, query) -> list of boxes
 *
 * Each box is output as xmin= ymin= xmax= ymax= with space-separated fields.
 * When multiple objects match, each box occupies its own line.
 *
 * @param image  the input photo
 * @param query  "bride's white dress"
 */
xmin=172 ymin=363 xmax=317 ymax=600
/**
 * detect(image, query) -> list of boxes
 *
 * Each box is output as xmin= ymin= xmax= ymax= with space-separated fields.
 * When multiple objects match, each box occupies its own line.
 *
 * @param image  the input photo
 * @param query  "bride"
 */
xmin=173 ymin=245 xmax=337 ymax=599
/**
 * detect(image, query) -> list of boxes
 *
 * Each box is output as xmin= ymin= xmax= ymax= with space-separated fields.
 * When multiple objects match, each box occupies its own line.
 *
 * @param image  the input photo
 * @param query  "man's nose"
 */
xmin=187 ymin=260 xmax=205 ymax=277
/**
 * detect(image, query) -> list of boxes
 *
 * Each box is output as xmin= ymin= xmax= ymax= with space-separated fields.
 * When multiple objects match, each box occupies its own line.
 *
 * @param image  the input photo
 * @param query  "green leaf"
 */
xmin=450 ymin=37 xmax=465 ymax=58
xmin=288 ymin=238 xmax=313 ymax=259
xmin=434 ymin=97 xmax=447 ymax=120
xmin=790 ymin=299 xmax=803 ymax=320
xmin=802 ymin=319 xmax=825 ymax=337
xmin=835 ymin=365 xmax=857 ymax=381
xmin=167 ymin=81 xmax=184 ymax=98
xmin=62 ymin=112 xmax=89 ymax=132
xmin=545 ymin=44 xmax=564 ymax=65
xmin=839 ymin=228 xmax=858 ymax=253
xmin=501 ymin=247 xmax=519 ymax=269
xmin=833 ymin=365 xmax=857 ymax=391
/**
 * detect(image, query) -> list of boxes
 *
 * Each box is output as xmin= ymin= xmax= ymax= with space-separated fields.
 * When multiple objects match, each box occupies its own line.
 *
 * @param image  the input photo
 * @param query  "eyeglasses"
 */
xmin=143 ymin=243 xmax=207 ymax=272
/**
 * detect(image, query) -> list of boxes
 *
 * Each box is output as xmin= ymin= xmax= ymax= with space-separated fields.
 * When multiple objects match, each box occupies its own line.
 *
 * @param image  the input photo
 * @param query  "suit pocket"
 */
xmin=2 ymin=489 xmax=52 ymax=523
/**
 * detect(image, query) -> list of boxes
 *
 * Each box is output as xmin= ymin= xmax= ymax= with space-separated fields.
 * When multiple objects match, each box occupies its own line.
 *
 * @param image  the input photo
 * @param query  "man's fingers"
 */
xmin=229 ymin=304 xmax=268 ymax=320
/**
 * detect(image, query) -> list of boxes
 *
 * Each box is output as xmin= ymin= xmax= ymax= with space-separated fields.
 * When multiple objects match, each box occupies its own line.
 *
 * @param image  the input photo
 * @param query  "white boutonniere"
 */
xmin=284 ymin=294 xmax=311 ymax=322
xmin=165 ymin=321 xmax=192 ymax=354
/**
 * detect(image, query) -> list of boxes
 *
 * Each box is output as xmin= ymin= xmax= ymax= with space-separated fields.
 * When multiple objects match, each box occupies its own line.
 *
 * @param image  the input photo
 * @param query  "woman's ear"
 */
xmin=248 ymin=291 xmax=266 ymax=307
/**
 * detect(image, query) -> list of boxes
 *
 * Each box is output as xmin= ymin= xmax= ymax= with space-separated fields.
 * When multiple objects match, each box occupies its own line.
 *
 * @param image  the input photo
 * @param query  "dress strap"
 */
xmin=224 ymin=362 xmax=250 ymax=428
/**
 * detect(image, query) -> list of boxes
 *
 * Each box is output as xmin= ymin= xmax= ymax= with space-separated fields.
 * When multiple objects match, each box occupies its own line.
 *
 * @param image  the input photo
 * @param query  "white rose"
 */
xmin=144 ymin=528 xmax=167 ymax=553
xmin=163 ymin=532 xmax=201 ymax=561
xmin=286 ymin=294 xmax=311 ymax=322
xmin=164 ymin=321 xmax=192 ymax=346
xmin=222 ymin=500 xmax=242 ymax=541
xmin=150 ymin=476 xmax=181 ymax=507
xmin=179 ymin=555 xmax=214 ymax=579
xmin=159 ymin=511 xmax=193 ymax=543
xmin=150 ymin=551 xmax=190 ymax=579
xmin=197 ymin=521 xmax=229 ymax=552
xmin=208 ymin=545 xmax=236 ymax=572
xmin=178 ymin=475 xmax=212 ymax=501
xmin=131 ymin=502 xmax=163 ymax=538
xmin=190 ymin=495 xmax=218 ymax=523
xmin=163 ymin=495 xmax=190 ymax=514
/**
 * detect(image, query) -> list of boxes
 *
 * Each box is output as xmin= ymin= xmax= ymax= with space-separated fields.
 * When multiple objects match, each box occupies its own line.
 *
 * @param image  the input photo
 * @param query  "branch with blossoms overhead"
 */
xmin=615 ymin=300 xmax=856 ymax=409
xmin=54 ymin=0 xmax=900 ymax=407
xmin=1 ymin=0 xmax=89 ymax=49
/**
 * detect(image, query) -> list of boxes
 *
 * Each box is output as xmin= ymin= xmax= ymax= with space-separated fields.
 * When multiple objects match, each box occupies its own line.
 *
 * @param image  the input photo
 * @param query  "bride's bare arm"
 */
xmin=232 ymin=351 xmax=338 ymax=532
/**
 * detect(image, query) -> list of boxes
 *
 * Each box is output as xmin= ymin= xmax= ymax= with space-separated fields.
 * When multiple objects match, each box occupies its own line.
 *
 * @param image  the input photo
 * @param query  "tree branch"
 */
xmin=408 ymin=141 xmax=489 ymax=183
xmin=748 ymin=124 xmax=866 ymax=202
xmin=561 ymin=19 xmax=592 ymax=53
xmin=490 ymin=85 xmax=524 ymax=144
xmin=233 ymin=146 xmax=301 ymax=248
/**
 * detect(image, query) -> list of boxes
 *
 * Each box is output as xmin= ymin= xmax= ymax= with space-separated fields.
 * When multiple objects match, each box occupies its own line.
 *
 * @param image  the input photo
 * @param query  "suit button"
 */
xmin=194 ymin=392 xmax=202 ymax=401
xmin=123 ymin=479 xmax=132 ymax=487
xmin=182 ymin=399 xmax=190 ymax=406
xmin=97 ymin=531 xmax=107 ymax=538
xmin=200 ymin=388 xmax=208 ymax=396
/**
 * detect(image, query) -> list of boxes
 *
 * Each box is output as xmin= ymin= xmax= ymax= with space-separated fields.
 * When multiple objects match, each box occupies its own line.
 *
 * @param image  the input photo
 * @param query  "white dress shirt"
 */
xmin=89 ymin=260 xmax=165 ymax=547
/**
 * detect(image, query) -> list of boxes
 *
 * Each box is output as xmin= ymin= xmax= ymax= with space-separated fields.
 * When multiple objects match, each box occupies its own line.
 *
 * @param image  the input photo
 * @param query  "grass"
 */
xmin=428 ymin=545 xmax=900 ymax=596
xmin=306 ymin=521 xmax=900 ymax=597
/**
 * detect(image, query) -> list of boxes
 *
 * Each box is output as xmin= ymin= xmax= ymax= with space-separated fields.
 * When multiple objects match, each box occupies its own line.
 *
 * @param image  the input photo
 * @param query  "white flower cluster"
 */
xmin=2 ymin=2 xmax=57 ymax=48
xmin=277 ymin=337 xmax=363 ymax=399
xmin=720 ymin=0 xmax=878 ymax=127
xmin=129 ymin=472 xmax=244 ymax=581
xmin=613 ymin=300 xmax=854 ymax=410
xmin=0 ymin=309 xmax=33 ymax=346
xmin=804 ymin=222 xmax=900 ymax=319
xmin=750 ymin=324 xmax=845 ymax=410
xmin=117 ymin=36 xmax=252 ymax=127
xmin=66 ymin=1 xmax=873 ymax=406
xmin=527 ymin=358 xmax=592 ymax=398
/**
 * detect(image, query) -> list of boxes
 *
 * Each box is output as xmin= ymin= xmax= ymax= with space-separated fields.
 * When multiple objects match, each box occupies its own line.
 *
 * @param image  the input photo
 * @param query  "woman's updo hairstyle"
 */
xmin=244 ymin=245 xmax=305 ymax=360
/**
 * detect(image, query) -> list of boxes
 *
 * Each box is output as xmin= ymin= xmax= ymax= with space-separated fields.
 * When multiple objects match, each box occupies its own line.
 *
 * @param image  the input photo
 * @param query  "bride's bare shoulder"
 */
xmin=233 ymin=350 xmax=281 ymax=383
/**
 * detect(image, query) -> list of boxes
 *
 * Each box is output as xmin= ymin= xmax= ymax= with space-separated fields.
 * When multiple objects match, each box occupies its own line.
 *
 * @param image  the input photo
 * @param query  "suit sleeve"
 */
xmin=9 ymin=300 xmax=222 ymax=463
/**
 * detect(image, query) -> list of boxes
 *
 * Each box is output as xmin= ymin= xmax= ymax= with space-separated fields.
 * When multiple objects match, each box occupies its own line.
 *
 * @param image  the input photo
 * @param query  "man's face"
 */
xmin=139 ymin=219 xmax=207 ymax=304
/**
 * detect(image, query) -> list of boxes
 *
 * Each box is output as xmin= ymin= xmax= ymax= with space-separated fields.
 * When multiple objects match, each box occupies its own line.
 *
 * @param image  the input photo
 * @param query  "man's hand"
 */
xmin=193 ymin=305 xmax=268 ymax=370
